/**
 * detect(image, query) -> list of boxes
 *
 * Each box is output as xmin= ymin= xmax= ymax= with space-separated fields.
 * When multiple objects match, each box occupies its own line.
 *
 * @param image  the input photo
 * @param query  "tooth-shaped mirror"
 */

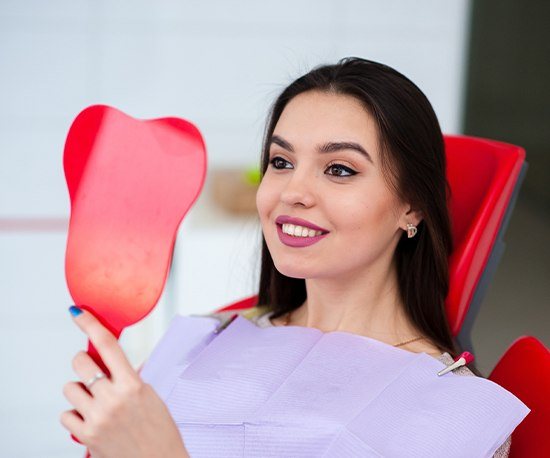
xmin=64 ymin=105 xmax=207 ymax=372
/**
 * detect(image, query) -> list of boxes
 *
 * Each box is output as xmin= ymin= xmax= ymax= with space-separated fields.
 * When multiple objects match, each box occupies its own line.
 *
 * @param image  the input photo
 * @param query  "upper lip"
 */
xmin=275 ymin=215 xmax=329 ymax=233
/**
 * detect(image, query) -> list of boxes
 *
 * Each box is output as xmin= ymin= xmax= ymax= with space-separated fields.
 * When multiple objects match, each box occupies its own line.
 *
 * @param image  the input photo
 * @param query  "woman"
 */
xmin=61 ymin=58 xmax=523 ymax=457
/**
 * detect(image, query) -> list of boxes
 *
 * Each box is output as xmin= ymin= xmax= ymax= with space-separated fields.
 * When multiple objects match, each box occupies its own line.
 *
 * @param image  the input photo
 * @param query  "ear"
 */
xmin=398 ymin=206 xmax=423 ymax=233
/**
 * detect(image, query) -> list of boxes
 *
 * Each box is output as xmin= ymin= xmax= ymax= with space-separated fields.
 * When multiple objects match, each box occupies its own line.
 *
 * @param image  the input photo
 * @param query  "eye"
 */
xmin=269 ymin=156 xmax=293 ymax=169
xmin=325 ymin=163 xmax=357 ymax=178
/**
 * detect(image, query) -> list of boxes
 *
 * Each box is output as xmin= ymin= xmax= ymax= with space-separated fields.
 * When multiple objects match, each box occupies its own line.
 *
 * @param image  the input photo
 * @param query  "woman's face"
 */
xmin=256 ymin=90 xmax=416 ymax=280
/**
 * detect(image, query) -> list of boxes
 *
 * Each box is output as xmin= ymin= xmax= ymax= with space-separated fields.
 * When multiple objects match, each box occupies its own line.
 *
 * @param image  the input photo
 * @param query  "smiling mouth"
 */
xmin=277 ymin=223 xmax=328 ymax=238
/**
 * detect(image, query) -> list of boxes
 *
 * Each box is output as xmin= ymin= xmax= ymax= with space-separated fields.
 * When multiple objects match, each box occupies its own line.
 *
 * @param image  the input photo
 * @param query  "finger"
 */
xmin=72 ymin=351 xmax=111 ymax=394
xmin=60 ymin=409 xmax=85 ymax=441
xmin=63 ymin=380 xmax=94 ymax=416
xmin=69 ymin=306 xmax=135 ymax=380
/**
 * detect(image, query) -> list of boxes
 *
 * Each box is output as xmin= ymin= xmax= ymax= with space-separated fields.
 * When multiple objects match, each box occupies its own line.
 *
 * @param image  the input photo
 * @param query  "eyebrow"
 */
xmin=270 ymin=135 xmax=373 ymax=164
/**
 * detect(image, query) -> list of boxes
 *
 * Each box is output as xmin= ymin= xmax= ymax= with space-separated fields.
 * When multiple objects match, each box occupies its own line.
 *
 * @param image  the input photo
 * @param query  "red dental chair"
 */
xmin=216 ymin=135 xmax=549 ymax=456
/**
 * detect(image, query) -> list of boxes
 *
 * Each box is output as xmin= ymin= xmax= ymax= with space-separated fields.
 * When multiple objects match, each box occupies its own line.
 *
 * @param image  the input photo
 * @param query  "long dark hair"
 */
xmin=256 ymin=57 xmax=466 ymax=367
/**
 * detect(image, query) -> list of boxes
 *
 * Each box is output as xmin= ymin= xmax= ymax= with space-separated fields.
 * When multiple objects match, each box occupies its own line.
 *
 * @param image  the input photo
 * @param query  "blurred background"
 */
xmin=0 ymin=1 xmax=548 ymax=456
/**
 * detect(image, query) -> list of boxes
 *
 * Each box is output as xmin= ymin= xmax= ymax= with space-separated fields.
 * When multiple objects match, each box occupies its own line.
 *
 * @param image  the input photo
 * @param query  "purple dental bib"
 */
xmin=140 ymin=315 xmax=529 ymax=457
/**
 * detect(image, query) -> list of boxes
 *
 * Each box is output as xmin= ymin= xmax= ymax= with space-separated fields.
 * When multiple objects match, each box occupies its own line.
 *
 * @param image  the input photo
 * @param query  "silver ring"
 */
xmin=84 ymin=371 xmax=107 ymax=390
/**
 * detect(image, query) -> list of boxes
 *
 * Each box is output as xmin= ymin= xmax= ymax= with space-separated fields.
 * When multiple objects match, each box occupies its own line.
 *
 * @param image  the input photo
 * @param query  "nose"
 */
xmin=280 ymin=168 xmax=316 ymax=208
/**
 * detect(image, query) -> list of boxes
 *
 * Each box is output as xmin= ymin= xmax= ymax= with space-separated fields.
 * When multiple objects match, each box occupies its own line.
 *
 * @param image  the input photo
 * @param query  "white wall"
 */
xmin=0 ymin=1 xmax=471 ymax=456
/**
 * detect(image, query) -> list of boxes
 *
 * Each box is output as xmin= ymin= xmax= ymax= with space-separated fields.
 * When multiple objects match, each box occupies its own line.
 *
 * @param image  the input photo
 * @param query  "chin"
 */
xmin=272 ymin=260 xmax=309 ymax=280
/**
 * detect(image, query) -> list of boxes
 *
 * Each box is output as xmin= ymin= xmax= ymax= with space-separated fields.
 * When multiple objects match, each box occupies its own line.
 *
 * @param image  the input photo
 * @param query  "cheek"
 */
xmin=335 ymin=188 xmax=400 ymax=235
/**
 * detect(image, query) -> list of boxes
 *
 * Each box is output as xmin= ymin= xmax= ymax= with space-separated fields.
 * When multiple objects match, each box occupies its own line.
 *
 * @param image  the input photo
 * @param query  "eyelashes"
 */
xmin=269 ymin=157 xmax=293 ymax=170
xmin=326 ymin=163 xmax=357 ymax=178
xmin=268 ymin=156 xmax=358 ymax=178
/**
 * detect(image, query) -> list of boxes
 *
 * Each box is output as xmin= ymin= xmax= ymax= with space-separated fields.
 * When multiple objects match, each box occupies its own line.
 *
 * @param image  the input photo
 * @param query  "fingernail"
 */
xmin=69 ymin=305 xmax=83 ymax=317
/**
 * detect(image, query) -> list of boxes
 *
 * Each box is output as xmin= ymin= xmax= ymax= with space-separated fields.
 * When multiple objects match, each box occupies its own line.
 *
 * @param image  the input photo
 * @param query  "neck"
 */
xmin=289 ymin=260 xmax=422 ymax=344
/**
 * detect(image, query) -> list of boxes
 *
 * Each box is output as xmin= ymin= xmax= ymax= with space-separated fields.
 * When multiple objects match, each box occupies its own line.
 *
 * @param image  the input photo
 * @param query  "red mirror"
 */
xmin=64 ymin=105 xmax=207 ymax=373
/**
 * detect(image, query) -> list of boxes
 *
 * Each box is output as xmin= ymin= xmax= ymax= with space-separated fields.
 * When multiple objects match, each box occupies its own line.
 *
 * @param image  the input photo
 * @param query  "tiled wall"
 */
xmin=0 ymin=1 xmax=470 ymax=456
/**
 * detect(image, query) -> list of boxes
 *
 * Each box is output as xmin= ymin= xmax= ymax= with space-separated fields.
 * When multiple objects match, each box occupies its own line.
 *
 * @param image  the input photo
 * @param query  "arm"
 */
xmin=493 ymin=435 xmax=511 ymax=458
xmin=61 ymin=307 xmax=190 ymax=458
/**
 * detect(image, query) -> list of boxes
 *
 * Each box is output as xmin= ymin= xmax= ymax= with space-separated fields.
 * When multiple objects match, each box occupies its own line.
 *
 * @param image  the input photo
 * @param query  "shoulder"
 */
xmin=433 ymin=353 xmax=511 ymax=456
xmin=202 ymin=305 xmax=272 ymax=325
xmin=435 ymin=352 xmax=477 ymax=377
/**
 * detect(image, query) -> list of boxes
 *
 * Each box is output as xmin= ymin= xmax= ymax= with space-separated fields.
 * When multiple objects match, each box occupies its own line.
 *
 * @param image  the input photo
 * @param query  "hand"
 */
xmin=60 ymin=306 xmax=190 ymax=458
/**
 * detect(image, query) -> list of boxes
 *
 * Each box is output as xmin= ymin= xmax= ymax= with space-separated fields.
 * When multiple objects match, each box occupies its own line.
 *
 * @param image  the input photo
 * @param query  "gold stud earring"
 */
xmin=406 ymin=223 xmax=417 ymax=238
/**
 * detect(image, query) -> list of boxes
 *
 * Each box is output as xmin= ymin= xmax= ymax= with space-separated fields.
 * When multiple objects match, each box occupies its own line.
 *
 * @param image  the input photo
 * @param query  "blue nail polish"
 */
xmin=69 ymin=305 xmax=83 ymax=317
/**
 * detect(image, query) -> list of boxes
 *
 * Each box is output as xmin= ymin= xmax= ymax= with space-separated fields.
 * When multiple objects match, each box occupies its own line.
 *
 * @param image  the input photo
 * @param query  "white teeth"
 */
xmin=281 ymin=223 xmax=323 ymax=237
